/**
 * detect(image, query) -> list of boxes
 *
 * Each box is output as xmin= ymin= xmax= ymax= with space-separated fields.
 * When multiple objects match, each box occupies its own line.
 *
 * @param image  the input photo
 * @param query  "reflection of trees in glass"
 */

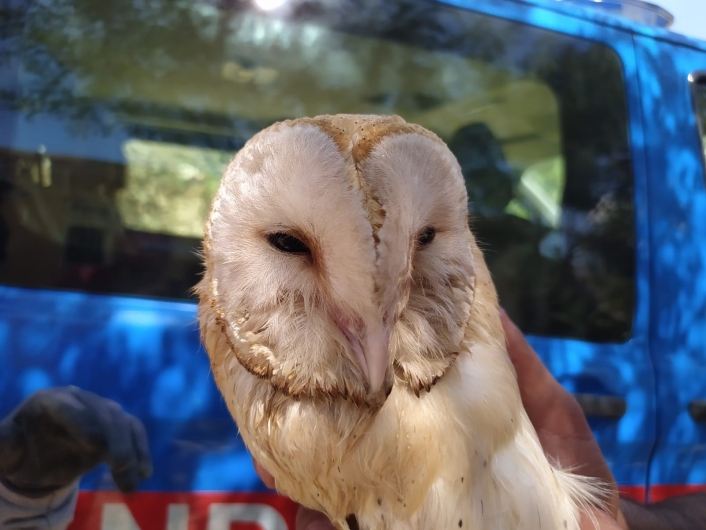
xmin=450 ymin=33 xmax=634 ymax=342
xmin=1 ymin=0 xmax=545 ymax=149
xmin=1 ymin=1 xmax=111 ymax=133
xmin=536 ymin=44 xmax=635 ymax=341
xmin=508 ymin=157 xmax=564 ymax=227
xmin=119 ymin=140 xmax=230 ymax=238
xmin=0 ymin=0 xmax=636 ymax=341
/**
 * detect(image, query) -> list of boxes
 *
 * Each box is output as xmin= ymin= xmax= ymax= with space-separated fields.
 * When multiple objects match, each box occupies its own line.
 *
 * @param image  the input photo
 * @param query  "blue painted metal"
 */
xmin=511 ymin=0 xmax=706 ymax=51
xmin=553 ymin=0 xmax=674 ymax=29
xmin=633 ymin=36 xmax=706 ymax=493
xmin=0 ymin=0 xmax=704 ymax=504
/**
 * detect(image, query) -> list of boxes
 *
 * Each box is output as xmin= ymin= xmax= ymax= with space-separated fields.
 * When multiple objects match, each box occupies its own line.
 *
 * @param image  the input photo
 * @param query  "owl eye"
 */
xmin=268 ymin=233 xmax=310 ymax=255
xmin=417 ymin=227 xmax=436 ymax=247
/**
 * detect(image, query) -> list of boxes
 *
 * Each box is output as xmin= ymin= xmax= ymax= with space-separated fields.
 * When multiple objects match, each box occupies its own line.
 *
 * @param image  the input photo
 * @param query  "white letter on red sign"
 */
xmin=101 ymin=504 xmax=142 ymax=530
xmin=167 ymin=504 xmax=189 ymax=530
xmin=208 ymin=504 xmax=288 ymax=530
xmin=101 ymin=502 xmax=190 ymax=530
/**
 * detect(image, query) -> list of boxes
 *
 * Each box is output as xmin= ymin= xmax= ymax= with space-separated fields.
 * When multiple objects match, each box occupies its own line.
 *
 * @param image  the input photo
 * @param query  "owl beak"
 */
xmin=336 ymin=317 xmax=391 ymax=395
xmin=360 ymin=322 xmax=391 ymax=395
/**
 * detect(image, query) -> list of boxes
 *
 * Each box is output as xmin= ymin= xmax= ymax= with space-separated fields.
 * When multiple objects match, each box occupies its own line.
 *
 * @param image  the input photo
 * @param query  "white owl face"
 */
xmin=202 ymin=115 xmax=476 ymax=407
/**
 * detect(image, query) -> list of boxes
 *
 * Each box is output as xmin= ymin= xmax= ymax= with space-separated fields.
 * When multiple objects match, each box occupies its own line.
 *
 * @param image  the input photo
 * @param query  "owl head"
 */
xmin=199 ymin=115 xmax=477 ymax=408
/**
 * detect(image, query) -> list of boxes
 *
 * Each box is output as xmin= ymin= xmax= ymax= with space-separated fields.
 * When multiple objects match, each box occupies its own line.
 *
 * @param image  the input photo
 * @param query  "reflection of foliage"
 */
xmin=508 ymin=157 xmax=564 ymax=227
xmin=0 ymin=0 xmax=514 ymax=139
xmin=0 ymin=1 xmax=111 ymax=134
xmin=467 ymin=37 xmax=635 ymax=343
xmin=537 ymin=44 xmax=635 ymax=341
xmin=1 ymin=0 xmax=255 ymax=137
xmin=0 ymin=0 xmax=636 ymax=342
xmin=119 ymin=140 xmax=230 ymax=238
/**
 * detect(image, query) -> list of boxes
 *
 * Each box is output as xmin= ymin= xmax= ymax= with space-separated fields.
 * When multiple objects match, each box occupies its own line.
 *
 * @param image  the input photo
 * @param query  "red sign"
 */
xmin=68 ymin=492 xmax=299 ymax=530
xmin=70 ymin=485 xmax=706 ymax=528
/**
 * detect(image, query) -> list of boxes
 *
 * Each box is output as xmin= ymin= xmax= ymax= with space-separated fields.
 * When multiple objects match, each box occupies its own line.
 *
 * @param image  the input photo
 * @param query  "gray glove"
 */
xmin=0 ymin=386 xmax=152 ymax=497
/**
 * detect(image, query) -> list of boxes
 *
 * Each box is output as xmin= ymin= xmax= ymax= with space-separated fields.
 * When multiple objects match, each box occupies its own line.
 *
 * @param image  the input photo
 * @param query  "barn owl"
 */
xmin=197 ymin=115 xmax=602 ymax=530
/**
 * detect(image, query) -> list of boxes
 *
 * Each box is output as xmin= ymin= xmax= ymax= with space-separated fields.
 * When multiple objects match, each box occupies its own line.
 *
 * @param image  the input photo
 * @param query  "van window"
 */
xmin=0 ymin=0 xmax=634 ymax=342
xmin=693 ymin=75 xmax=706 ymax=173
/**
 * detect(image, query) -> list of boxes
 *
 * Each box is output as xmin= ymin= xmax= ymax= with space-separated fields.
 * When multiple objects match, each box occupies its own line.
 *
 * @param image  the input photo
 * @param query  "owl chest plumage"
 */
xmin=200 ymin=300 xmax=589 ymax=530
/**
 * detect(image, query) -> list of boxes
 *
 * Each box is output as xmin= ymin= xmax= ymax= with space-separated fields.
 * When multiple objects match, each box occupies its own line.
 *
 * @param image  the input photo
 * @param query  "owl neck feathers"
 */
xmin=199 ymin=279 xmax=472 ymax=407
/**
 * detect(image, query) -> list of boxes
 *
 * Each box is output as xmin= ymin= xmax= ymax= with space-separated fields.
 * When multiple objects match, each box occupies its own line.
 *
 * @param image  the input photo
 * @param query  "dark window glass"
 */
xmin=0 ymin=0 xmax=634 ymax=342
xmin=693 ymin=75 xmax=706 ymax=182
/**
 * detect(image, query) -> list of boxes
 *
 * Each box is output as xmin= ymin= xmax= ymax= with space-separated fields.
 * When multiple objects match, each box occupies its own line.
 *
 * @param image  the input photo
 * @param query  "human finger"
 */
xmin=253 ymin=457 xmax=276 ymax=489
xmin=296 ymin=505 xmax=336 ymax=530
xmin=129 ymin=415 xmax=153 ymax=479
xmin=0 ymin=420 xmax=22 ymax=474
xmin=580 ymin=507 xmax=623 ymax=530
xmin=105 ymin=403 xmax=142 ymax=493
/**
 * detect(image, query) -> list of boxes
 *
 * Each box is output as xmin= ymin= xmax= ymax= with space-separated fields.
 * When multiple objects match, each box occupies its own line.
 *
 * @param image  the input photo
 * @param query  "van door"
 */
xmin=634 ymin=36 xmax=706 ymax=501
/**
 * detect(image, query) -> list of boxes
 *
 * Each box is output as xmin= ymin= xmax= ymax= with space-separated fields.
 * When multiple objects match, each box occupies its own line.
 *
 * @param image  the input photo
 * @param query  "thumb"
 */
xmin=0 ymin=420 xmax=23 ymax=474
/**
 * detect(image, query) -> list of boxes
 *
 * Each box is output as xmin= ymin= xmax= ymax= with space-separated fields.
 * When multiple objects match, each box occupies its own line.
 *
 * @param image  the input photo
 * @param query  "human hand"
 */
xmin=254 ymin=311 xmax=622 ymax=529
xmin=0 ymin=386 xmax=153 ymax=496
xmin=253 ymin=460 xmax=334 ymax=530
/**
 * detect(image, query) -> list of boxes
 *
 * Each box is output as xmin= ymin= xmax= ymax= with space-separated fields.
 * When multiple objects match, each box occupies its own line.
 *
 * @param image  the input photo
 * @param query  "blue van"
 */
xmin=1 ymin=0 xmax=705 ymax=527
